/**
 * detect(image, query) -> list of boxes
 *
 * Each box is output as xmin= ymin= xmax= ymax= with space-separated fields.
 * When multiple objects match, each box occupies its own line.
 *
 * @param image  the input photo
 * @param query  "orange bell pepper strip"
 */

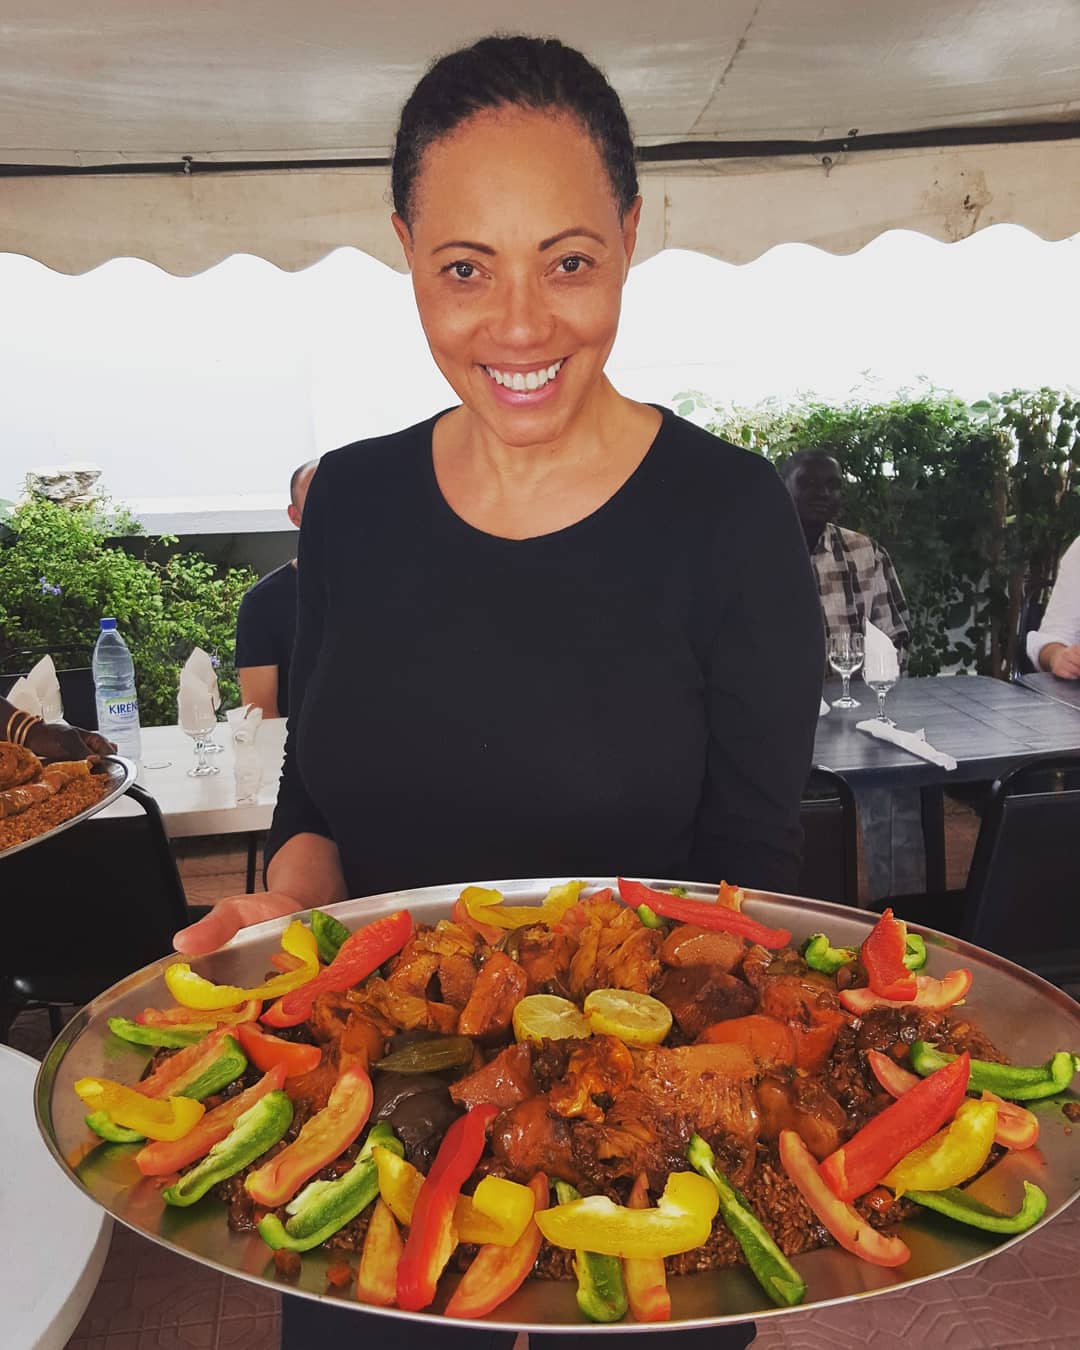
xmin=261 ymin=909 xmax=413 ymax=1028
xmin=135 ymin=1065 xmax=287 ymax=1175
xmin=820 ymin=1052 xmax=971 ymax=1201
xmin=444 ymin=1173 xmax=550 ymax=1319
xmin=74 ymin=1077 xmax=204 ymax=1141
xmin=616 ymin=877 xmax=791 ymax=948
xmin=136 ymin=999 xmax=263 ymax=1030
xmin=356 ymin=1198 xmax=405 ymax=1307
xmin=622 ymin=1172 xmax=671 ymax=1322
xmin=245 ymin=1065 xmax=373 ymax=1207
xmin=860 ymin=909 xmax=917 ymax=1001
xmin=840 ymin=969 xmax=972 ymax=1015
xmin=234 ymin=1021 xmax=322 ymax=1079
xmin=165 ymin=920 xmax=319 ymax=1011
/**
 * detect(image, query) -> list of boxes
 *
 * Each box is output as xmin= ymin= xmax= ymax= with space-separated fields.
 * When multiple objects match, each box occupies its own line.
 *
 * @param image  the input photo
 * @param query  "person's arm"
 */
xmin=238 ymin=665 xmax=280 ymax=719
xmin=1028 ymin=537 xmax=1080 ymax=676
xmin=689 ymin=461 xmax=825 ymax=893
xmin=869 ymin=544 xmax=912 ymax=669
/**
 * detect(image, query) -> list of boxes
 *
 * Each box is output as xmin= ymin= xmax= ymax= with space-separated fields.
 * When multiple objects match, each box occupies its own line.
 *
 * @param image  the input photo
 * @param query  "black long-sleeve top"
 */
xmin=266 ymin=408 xmax=824 ymax=898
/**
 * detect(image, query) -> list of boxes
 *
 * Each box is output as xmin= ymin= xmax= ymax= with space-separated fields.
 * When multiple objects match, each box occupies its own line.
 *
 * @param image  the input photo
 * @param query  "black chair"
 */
xmin=873 ymin=754 xmax=1080 ymax=996
xmin=0 ymin=644 xmax=98 ymax=731
xmin=0 ymin=783 xmax=193 ymax=1040
xmin=1009 ymin=591 xmax=1046 ymax=682
xmin=797 ymin=767 xmax=859 ymax=907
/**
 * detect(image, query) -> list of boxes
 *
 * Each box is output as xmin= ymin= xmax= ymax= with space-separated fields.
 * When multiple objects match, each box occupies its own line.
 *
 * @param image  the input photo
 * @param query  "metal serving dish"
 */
xmin=0 ymin=755 xmax=136 ymax=859
xmin=34 ymin=880 xmax=1080 ymax=1332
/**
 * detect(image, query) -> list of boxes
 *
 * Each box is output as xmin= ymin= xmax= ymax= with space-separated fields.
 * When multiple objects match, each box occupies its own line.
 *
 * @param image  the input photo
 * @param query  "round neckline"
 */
xmin=423 ymin=403 xmax=673 ymax=546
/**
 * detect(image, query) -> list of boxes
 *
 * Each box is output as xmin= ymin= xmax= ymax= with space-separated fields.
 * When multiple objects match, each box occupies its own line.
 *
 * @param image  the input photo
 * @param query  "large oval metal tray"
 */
xmin=34 ymin=880 xmax=1080 ymax=1332
xmin=0 ymin=755 xmax=136 ymax=860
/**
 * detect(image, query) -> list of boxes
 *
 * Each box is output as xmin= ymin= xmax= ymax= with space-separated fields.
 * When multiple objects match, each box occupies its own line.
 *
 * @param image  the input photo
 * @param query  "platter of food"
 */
xmin=34 ymin=878 xmax=1080 ymax=1330
xmin=0 ymin=749 xmax=135 ymax=858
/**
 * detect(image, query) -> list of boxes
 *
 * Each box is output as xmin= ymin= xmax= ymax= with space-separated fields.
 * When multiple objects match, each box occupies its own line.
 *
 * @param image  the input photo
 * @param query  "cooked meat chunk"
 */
xmin=450 ymin=1043 xmax=538 ymax=1112
xmin=353 ymin=976 xmax=459 ymax=1034
xmin=516 ymin=925 xmax=576 ymax=995
xmin=458 ymin=952 xmax=528 ymax=1039
xmin=562 ymin=894 xmax=663 ymax=997
xmin=654 ymin=965 xmax=756 ymax=1039
xmin=548 ymin=1035 xmax=635 ymax=1123
xmin=757 ymin=1069 xmax=848 ymax=1160
xmin=337 ymin=1009 xmax=389 ymax=1074
xmin=385 ymin=921 xmax=480 ymax=1009
xmin=492 ymin=1095 xmax=583 ymax=1186
xmin=743 ymin=945 xmax=844 ymax=1073
xmin=660 ymin=924 xmax=747 ymax=972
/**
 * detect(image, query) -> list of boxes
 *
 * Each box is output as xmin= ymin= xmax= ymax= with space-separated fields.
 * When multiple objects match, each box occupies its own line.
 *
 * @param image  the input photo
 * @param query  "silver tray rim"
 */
xmin=0 ymin=755 xmax=136 ymax=860
xmin=33 ymin=878 xmax=1080 ymax=1333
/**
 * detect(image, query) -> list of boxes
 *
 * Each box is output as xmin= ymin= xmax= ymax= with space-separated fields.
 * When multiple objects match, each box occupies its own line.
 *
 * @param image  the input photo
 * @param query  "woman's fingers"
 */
xmin=173 ymin=893 xmax=303 ymax=956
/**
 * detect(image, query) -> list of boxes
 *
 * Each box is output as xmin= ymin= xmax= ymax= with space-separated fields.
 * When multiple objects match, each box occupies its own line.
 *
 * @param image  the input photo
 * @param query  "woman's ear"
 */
xmin=391 ymin=212 xmax=414 ymax=269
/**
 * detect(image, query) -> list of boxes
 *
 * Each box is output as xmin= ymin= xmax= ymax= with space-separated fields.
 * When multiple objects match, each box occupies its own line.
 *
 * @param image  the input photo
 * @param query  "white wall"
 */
xmin=1 ymin=225 xmax=1077 ymax=513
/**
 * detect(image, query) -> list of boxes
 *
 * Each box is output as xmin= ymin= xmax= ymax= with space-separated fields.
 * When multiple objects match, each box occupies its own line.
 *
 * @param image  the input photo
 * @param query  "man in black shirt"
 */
xmin=235 ymin=459 xmax=317 ymax=719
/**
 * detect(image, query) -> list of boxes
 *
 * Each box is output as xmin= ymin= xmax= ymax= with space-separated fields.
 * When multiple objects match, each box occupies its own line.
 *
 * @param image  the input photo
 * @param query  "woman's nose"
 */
xmin=485 ymin=274 xmax=555 ymax=350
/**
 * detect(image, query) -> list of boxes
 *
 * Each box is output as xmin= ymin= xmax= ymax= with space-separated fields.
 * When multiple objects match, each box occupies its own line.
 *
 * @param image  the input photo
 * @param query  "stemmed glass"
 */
xmin=184 ymin=721 xmax=221 ymax=777
xmin=828 ymin=632 xmax=864 ymax=709
xmin=864 ymin=669 xmax=898 ymax=725
xmin=201 ymin=724 xmax=225 ymax=755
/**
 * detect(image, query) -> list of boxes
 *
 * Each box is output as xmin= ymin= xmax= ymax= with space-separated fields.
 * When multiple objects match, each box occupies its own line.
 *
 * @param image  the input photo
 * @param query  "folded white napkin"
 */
xmin=177 ymin=649 xmax=218 ymax=732
xmin=863 ymin=619 xmax=900 ymax=683
xmin=6 ymin=655 xmax=64 ymax=722
xmin=227 ymin=703 xmax=263 ymax=802
xmin=819 ymin=697 xmax=830 ymax=717
xmin=856 ymin=719 xmax=958 ymax=770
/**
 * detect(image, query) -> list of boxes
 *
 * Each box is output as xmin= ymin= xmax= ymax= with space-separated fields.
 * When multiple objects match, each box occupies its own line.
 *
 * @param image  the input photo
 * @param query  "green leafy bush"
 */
xmin=0 ymin=497 xmax=257 ymax=726
xmin=676 ymin=386 xmax=1080 ymax=677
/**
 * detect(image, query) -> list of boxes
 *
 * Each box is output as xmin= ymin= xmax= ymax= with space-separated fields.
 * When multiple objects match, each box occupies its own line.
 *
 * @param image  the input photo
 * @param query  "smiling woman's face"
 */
xmin=394 ymin=107 xmax=640 ymax=449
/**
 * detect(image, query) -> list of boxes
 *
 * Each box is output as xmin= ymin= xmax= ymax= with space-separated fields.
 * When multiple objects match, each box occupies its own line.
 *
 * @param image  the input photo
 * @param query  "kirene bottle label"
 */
xmin=103 ymin=697 xmax=139 ymax=719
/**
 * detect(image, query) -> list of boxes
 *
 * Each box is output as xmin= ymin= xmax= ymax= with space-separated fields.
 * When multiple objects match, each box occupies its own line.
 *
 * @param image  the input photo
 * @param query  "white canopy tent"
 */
xmin=2 ymin=0 xmax=1079 ymax=274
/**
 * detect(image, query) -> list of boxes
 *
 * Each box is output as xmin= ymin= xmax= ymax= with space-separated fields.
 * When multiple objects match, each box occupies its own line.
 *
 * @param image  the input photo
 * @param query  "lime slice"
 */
xmin=583 ymin=988 xmax=673 ymax=1046
xmin=512 ymin=994 xmax=592 ymax=1045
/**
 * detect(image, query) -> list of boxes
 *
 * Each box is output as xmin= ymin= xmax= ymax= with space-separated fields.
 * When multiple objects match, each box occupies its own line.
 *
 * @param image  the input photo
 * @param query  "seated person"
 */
xmin=1027 ymin=535 xmax=1080 ymax=679
xmin=781 ymin=448 xmax=911 ymax=665
xmin=235 ymin=459 xmax=318 ymax=719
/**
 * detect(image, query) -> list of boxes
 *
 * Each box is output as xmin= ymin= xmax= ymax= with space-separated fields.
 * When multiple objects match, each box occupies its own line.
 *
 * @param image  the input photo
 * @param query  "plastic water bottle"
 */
xmin=92 ymin=618 xmax=142 ymax=763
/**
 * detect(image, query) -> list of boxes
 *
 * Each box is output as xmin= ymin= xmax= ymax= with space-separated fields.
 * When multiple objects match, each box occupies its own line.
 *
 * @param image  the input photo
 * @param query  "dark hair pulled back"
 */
xmin=391 ymin=35 xmax=638 ymax=226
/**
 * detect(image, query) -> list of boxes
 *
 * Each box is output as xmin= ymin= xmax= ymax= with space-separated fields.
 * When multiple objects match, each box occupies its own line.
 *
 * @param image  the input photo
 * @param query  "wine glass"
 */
xmin=828 ymin=632 xmax=864 ymax=708
xmin=184 ymin=720 xmax=221 ymax=777
xmin=201 ymin=723 xmax=225 ymax=754
xmin=864 ymin=670 xmax=898 ymax=725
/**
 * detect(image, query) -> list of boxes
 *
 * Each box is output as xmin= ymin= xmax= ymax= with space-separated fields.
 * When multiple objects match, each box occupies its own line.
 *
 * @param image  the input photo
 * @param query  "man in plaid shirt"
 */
xmin=781 ymin=450 xmax=911 ymax=666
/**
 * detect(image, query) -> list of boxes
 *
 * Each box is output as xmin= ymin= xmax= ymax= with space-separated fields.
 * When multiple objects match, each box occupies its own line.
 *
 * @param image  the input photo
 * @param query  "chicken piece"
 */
xmin=353 ymin=976 xmax=459 ymax=1034
xmin=385 ymin=921 xmax=481 ymax=1010
xmin=548 ymin=1035 xmax=635 ymax=1124
xmin=743 ymin=945 xmax=845 ymax=1074
xmin=563 ymin=894 xmax=663 ymax=998
xmin=307 ymin=990 xmax=360 ymax=1044
xmin=654 ymin=965 xmax=756 ymax=1039
xmin=337 ymin=1008 xmax=390 ymax=1074
xmin=491 ymin=1095 xmax=584 ymax=1187
xmin=515 ymin=925 xmax=576 ymax=995
xmin=283 ymin=1059 xmax=339 ymax=1114
xmin=0 ymin=741 xmax=40 ymax=791
xmin=457 ymin=952 xmax=528 ymax=1039
xmin=757 ymin=1069 xmax=848 ymax=1160
xmin=449 ymin=1043 xmax=538 ymax=1112
xmin=660 ymin=924 xmax=747 ymax=972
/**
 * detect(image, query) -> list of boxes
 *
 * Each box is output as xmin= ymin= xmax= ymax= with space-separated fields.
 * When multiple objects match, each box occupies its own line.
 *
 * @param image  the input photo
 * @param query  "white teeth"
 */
xmin=492 ymin=369 xmax=504 ymax=386
xmin=524 ymin=371 xmax=539 ymax=391
xmin=511 ymin=372 xmax=526 ymax=391
xmin=547 ymin=364 xmax=558 ymax=380
xmin=483 ymin=358 xmax=564 ymax=391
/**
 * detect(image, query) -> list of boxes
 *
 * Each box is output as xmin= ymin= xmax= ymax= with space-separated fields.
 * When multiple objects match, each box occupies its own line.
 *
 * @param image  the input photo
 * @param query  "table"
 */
xmin=1018 ymin=668 xmax=1080 ymax=711
xmin=0 ymin=1044 xmax=112 ymax=1349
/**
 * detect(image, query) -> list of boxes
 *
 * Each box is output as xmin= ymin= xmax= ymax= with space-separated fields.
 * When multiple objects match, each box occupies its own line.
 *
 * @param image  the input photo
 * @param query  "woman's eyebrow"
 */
xmin=538 ymin=226 xmax=605 ymax=251
xmin=432 ymin=239 xmax=496 ymax=255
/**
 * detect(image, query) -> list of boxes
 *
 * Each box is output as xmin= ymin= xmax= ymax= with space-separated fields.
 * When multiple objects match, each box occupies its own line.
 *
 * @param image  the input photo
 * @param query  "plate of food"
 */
xmin=0 ymin=746 xmax=135 ymax=858
xmin=34 ymin=878 xmax=1080 ymax=1330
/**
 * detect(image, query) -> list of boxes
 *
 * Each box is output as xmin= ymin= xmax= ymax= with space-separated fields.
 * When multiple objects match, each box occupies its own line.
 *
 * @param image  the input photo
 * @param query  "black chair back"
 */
xmin=797 ymin=767 xmax=859 ymax=907
xmin=1 ymin=645 xmax=98 ymax=730
xmin=0 ymin=783 xmax=187 ymax=1012
xmin=1010 ymin=593 xmax=1046 ymax=681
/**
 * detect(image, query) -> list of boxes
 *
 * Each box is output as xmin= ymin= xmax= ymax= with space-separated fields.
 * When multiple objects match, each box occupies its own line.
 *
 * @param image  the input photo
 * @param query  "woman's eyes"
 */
xmin=449 ymin=261 xmax=476 ymax=280
xmin=557 ymin=254 xmax=588 ymax=275
xmin=440 ymin=254 xmax=593 ymax=282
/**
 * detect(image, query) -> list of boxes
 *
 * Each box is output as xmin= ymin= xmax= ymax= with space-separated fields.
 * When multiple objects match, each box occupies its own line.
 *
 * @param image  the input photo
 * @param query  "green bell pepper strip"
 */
xmin=311 ymin=909 xmax=351 ymax=965
xmin=907 ymin=1179 xmax=1047 ymax=1234
xmin=909 ymin=1042 xmax=1078 ymax=1101
xmin=162 ymin=1090 xmax=293 ymax=1207
xmin=903 ymin=934 xmax=928 ymax=971
xmin=636 ymin=904 xmax=667 ymax=931
xmin=554 ymin=1182 xmax=628 ymax=1323
xmin=85 ymin=1110 xmax=146 ymax=1144
xmin=688 ymin=1134 xmax=806 ymax=1307
xmin=257 ymin=1122 xmax=404 ymax=1253
xmin=174 ymin=1035 xmax=248 ymax=1102
xmin=108 ymin=1017 xmax=207 ymax=1049
xmin=374 ymin=1036 xmax=475 ymax=1074
xmin=802 ymin=934 xmax=857 ymax=975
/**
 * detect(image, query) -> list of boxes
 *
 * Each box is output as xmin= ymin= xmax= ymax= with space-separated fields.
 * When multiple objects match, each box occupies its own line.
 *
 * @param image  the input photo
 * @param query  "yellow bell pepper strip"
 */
xmin=372 ymin=1143 xmax=535 ymax=1245
xmin=840 ymin=969 xmax=972 ymax=1014
xmin=136 ymin=999 xmax=263 ymax=1029
xmin=165 ymin=920 xmax=319 ymax=1011
xmin=687 ymin=1134 xmax=805 ymax=1307
xmin=396 ymin=1102 xmax=500 ymax=1312
xmin=74 ymin=1077 xmax=205 ymax=1141
xmin=245 ymin=1065 xmax=373 ymax=1208
xmin=866 ymin=1050 xmax=1040 ymax=1151
xmin=460 ymin=880 xmax=585 ymax=931
xmin=136 ymin=1029 xmax=247 ymax=1102
xmin=883 ymin=1099 xmax=999 ymax=1198
xmin=908 ymin=1041 xmax=1079 ymax=1101
xmin=535 ymin=1171 xmax=718 ymax=1259
xmin=262 ymin=909 xmax=414 ymax=1028
xmin=136 ymin=1065 xmax=287 ymax=1176
xmin=905 ymin=1179 xmax=1048 ymax=1234
xmin=162 ymin=1091 xmax=294 ymax=1207
xmin=356 ymin=1198 xmax=405 ymax=1306
xmin=553 ymin=1181 xmax=629 ymax=1323
xmin=820 ymin=1053 xmax=971 ymax=1201
xmin=622 ymin=1172 xmax=672 ymax=1322
xmin=445 ymin=1173 xmax=550 ymax=1320
xmin=779 ymin=1130 xmax=911 ymax=1268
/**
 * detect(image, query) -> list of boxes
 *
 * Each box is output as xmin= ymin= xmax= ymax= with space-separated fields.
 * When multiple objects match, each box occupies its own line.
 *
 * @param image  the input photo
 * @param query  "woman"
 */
xmin=176 ymin=35 xmax=823 ymax=1348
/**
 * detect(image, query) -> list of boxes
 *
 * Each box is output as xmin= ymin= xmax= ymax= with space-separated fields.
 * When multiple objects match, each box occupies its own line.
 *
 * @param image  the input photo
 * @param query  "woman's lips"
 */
xmin=481 ymin=358 xmax=566 ymax=407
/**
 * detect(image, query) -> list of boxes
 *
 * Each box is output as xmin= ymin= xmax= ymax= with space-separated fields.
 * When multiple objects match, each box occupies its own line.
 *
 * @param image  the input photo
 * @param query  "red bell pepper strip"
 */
xmin=135 ymin=1027 xmax=232 ymax=1098
xmin=262 ymin=910 xmax=413 ymax=1028
xmin=234 ymin=1021 xmax=322 ymax=1079
xmin=136 ymin=999 xmax=263 ymax=1029
xmin=616 ymin=878 xmax=790 ymax=949
xmin=245 ymin=1065 xmax=374 ymax=1207
xmin=444 ymin=1172 xmax=549 ymax=1319
xmin=866 ymin=1050 xmax=1039 ymax=1151
xmin=861 ymin=909 xmax=917 ymax=1001
xmin=840 ymin=969 xmax=972 ymax=1015
xmin=135 ymin=1065 xmax=287 ymax=1176
xmin=820 ymin=1052 xmax=970 ymax=1201
xmin=622 ymin=1172 xmax=672 ymax=1322
xmin=356 ymin=1197 xmax=405 ymax=1307
xmin=396 ymin=1102 xmax=499 ymax=1312
xmin=779 ymin=1129 xmax=911 ymax=1268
